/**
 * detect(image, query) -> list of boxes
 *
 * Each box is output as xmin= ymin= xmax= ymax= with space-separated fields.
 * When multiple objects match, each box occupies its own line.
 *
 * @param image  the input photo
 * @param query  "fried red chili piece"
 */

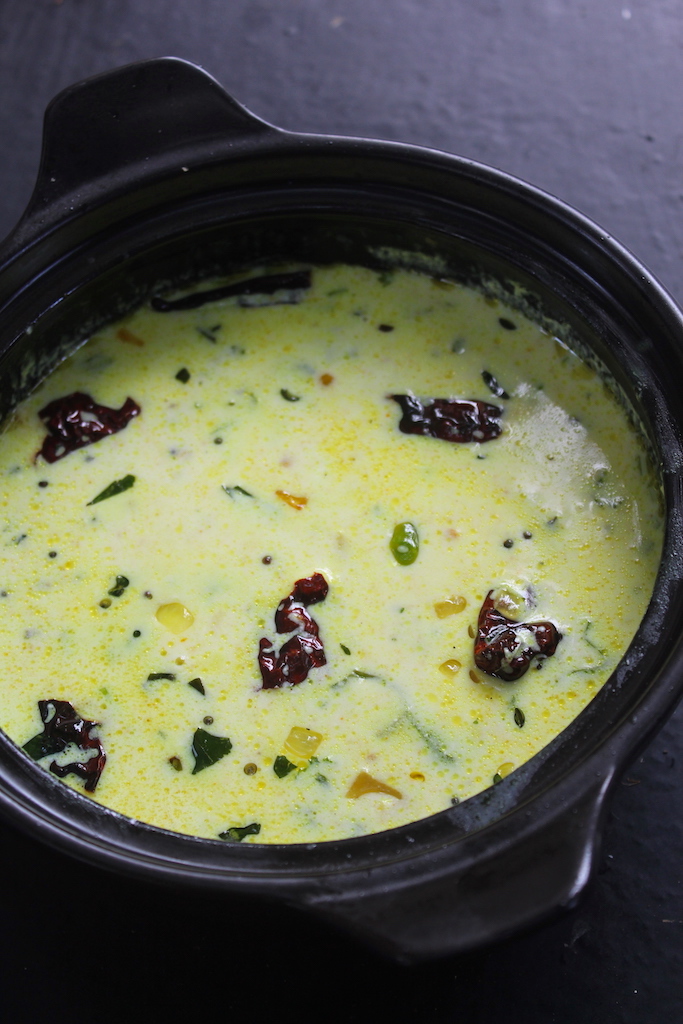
xmin=274 ymin=572 xmax=329 ymax=635
xmin=22 ymin=699 xmax=106 ymax=792
xmin=259 ymin=573 xmax=328 ymax=689
xmin=37 ymin=391 xmax=140 ymax=463
xmin=390 ymin=394 xmax=503 ymax=443
xmin=259 ymin=634 xmax=327 ymax=688
xmin=474 ymin=591 xmax=561 ymax=681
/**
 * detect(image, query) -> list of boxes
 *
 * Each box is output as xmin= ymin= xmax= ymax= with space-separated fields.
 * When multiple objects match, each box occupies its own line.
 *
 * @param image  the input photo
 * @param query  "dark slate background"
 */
xmin=0 ymin=2 xmax=681 ymax=1021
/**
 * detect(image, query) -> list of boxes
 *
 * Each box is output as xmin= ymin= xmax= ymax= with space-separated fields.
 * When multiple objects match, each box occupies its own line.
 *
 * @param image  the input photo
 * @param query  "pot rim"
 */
xmin=1 ymin=57 xmax=682 ymax=960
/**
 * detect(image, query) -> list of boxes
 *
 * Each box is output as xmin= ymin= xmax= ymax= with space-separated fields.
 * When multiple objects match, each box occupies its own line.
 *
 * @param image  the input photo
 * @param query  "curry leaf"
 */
xmin=219 ymin=822 xmax=261 ymax=842
xmin=87 ymin=474 xmax=136 ymax=506
xmin=191 ymin=728 xmax=232 ymax=774
xmin=273 ymin=754 xmax=298 ymax=778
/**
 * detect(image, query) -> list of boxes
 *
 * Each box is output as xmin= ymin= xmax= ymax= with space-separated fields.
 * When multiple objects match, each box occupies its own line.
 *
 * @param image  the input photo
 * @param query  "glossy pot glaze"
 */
xmin=0 ymin=58 xmax=682 ymax=963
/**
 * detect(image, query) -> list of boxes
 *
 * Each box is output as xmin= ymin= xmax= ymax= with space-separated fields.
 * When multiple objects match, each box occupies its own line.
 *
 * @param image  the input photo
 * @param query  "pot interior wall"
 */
xmin=0 ymin=190 xmax=663 ymax=463
xmin=0 ymin=186 xmax=679 ymax=867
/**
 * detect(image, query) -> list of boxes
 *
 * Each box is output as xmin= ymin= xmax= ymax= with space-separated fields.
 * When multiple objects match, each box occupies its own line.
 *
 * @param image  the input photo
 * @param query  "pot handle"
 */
xmin=307 ymin=774 xmax=611 ymax=963
xmin=12 ymin=58 xmax=272 ymax=242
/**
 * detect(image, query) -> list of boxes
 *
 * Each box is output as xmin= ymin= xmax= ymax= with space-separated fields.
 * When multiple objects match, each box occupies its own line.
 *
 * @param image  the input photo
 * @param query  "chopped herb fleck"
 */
xmin=191 ymin=728 xmax=232 ymax=774
xmin=175 ymin=368 xmax=191 ymax=383
xmin=273 ymin=754 xmax=298 ymax=778
xmin=147 ymin=672 xmax=176 ymax=681
xmin=219 ymin=822 xmax=261 ymax=842
xmin=87 ymin=474 xmax=136 ymax=506
xmin=482 ymin=370 xmax=510 ymax=400
xmin=378 ymin=324 xmax=394 ymax=332
xmin=188 ymin=677 xmax=205 ymax=695
xmin=514 ymin=707 xmax=526 ymax=727
xmin=196 ymin=324 xmax=222 ymax=342
xmin=340 ymin=643 xmax=351 ymax=656
xmin=493 ymin=772 xmax=503 ymax=784
xmin=222 ymin=485 xmax=254 ymax=499
xmin=499 ymin=317 xmax=517 ymax=331
xmin=38 ymin=480 xmax=49 ymax=488
xmin=352 ymin=669 xmax=377 ymax=678
xmin=280 ymin=388 xmax=300 ymax=402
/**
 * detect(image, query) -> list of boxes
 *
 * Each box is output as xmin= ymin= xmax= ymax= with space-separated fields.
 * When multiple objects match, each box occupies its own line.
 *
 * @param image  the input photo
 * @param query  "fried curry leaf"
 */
xmin=273 ymin=754 xmax=298 ymax=778
xmin=87 ymin=474 xmax=136 ymax=506
xmin=191 ymin=728 xmax=232 ymax=774
xmin=151 ymin=269 xmax=312 ymax=312
xmin=219 ymin=822 xmax=261 ymax=842
xmin=22 ymin=731 xmax=63 ymax=760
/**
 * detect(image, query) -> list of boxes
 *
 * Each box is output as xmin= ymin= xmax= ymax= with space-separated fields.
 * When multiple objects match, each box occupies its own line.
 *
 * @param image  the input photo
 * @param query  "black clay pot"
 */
xmin=1 ymin=58 xmax=682 ymax=963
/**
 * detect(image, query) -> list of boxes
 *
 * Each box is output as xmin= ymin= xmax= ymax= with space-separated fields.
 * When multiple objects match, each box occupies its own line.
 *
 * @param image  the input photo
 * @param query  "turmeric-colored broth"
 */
xmin=0 ymin=265 xmax=663 ymax=842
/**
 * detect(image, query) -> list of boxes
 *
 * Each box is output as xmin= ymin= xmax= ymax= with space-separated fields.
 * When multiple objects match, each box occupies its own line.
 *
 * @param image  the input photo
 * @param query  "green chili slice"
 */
xmin=390 ymin=521 xmax=419 ymax=565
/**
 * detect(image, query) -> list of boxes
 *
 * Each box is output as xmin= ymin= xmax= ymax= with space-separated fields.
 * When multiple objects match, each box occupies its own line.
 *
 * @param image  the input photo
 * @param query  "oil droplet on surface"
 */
xmin=156 ymin=602 xmax=195 ymax=634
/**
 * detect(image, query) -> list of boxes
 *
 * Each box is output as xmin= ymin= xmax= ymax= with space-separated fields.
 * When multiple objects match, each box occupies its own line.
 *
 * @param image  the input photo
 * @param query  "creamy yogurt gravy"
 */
xmin=0 ymin=264 xmax=663 ymax=843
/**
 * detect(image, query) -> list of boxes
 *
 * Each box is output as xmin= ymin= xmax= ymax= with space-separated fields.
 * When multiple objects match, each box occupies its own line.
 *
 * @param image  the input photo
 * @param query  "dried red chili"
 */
xmin=22 ymin=699 xmax=106 ymax=792
xmin=258 ymin=573 xmax=328 ymax=689
xmin=37 ymin=391 xmax=140 ymax=463
xmin=390 ymin=394 xmax=503 ymax=443
xmin=474 ymin=591 xmax=561 ymax=681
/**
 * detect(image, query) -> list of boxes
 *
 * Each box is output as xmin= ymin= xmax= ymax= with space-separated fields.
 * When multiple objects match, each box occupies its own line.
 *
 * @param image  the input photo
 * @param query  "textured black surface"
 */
xmin=0 ymin=2 xmax=682 ymax=1020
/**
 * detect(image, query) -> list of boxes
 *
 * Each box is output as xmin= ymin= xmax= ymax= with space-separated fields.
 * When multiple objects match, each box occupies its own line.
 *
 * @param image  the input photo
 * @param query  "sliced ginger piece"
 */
xmin=346 ymin=770 xmax=403 ymax=800
xmin=276 ymin=490 xmax=308 ymax=510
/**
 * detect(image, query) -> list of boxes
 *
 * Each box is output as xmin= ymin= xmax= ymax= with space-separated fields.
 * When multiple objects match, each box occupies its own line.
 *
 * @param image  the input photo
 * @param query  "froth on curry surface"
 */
xmin=0 ymin=264 xmax=663 ymax=842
